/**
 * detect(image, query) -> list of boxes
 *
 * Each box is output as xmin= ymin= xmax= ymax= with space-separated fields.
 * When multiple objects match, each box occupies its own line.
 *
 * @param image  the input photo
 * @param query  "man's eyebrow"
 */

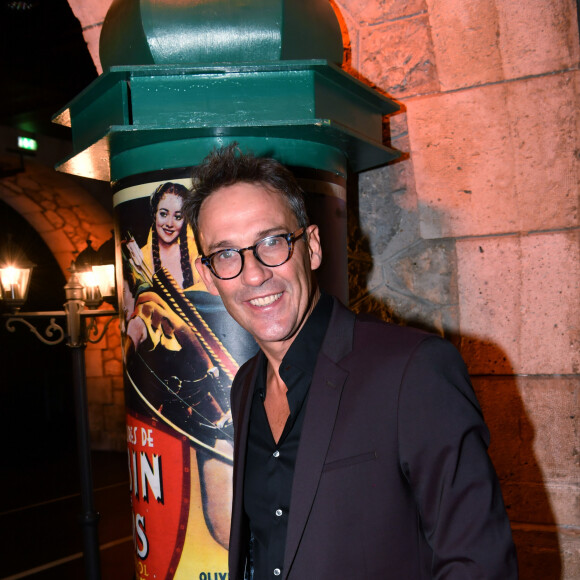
xmin=206 ymin=240 xmax=234 ymax=253
xmin=207 ymin=227 xmax=289 ymax=253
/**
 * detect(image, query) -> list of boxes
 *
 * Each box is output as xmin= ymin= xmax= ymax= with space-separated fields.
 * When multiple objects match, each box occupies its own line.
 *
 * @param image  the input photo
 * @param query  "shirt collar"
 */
xmin=256 ymin=292 xmax=333 ymax=402
xmin=281 ymin=291 xmax=333 ymax=376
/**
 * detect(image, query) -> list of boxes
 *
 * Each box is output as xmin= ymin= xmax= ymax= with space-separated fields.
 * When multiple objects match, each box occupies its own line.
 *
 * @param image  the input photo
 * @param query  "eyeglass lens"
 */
xmin=211 ymin=234 xmax=291 ymax=279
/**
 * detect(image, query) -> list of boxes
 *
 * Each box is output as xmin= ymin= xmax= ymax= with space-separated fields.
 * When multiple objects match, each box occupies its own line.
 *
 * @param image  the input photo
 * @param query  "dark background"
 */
xmin=0 ymin=0 xmax=97 ymax=464
xmin=0 ymin=0 xmax=97 ymax=139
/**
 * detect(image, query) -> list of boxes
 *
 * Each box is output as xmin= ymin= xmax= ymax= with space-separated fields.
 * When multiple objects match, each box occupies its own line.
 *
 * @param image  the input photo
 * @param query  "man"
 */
xmin=185 ymin=144 xmax=518 ymax=579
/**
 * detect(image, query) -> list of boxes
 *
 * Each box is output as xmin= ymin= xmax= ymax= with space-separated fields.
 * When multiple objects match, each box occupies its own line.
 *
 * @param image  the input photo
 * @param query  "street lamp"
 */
xmin=1 ymin=239 xmax=119 ymax=580
xmin=0 ymin=256 xmax=34 ymax=312
xmin=74 ymin=236 xmax=117 ymax=310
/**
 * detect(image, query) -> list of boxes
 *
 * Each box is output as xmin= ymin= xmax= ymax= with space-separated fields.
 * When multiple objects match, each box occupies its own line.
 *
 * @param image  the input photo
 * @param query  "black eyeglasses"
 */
xmin=201 ymin=228 xmax=306 ymax=280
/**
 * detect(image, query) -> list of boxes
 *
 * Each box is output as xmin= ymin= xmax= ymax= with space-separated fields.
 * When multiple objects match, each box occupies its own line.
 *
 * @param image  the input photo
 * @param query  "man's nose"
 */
xmin=240 ymin=251 xmax=272 ymax=286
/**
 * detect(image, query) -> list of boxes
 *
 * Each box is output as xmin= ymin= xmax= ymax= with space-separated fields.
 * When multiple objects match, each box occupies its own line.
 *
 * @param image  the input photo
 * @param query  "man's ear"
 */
xmin=306 ymin=224 xmax=322 ymax=271
xmin=195 ymin=257 xmax=220 ymax=296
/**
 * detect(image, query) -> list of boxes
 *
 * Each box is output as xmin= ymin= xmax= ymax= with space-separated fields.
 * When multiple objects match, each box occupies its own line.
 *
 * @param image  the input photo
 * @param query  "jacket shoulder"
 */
xmin=322 ymin=296 xmax=438 ymax=363
xmin=234 ymin=351 xmax=260 ymax=384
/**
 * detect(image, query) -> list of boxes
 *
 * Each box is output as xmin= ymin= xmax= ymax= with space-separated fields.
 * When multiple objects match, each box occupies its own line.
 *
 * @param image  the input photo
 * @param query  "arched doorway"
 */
xmin=0 ymin=199 xmax=75 ymax=467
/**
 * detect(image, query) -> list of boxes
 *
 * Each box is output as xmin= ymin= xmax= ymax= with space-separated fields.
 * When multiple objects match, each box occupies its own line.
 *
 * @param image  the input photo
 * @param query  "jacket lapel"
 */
xmin=230 ymin=353 xmax=262 ymax=579
xmin=282 ymin=299 xmax=355 ymax=577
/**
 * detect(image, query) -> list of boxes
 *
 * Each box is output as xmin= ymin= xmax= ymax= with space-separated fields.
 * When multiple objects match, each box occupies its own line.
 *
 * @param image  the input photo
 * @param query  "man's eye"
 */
xmin=262 ymin=236 xmax=281 ymax=248
xmin=217 ymin=250 xmax=237 ymax=261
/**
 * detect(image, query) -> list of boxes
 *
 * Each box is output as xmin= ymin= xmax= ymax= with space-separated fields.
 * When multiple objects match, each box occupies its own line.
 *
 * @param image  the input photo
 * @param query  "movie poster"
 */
xmin=113 ymin=163 xmax=346 ymax=579
xmin=113 ymin=169 xmax=258 ymax=579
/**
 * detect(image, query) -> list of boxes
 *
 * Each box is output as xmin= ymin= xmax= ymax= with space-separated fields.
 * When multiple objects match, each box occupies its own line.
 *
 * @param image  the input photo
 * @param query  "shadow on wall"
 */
xmin=346 ymin=175 xmax=562 ymax=579
xmin=470 ymin=343 xmax=563 ymax=580
xmin=346 ymin=159 xmax=460 ymax=343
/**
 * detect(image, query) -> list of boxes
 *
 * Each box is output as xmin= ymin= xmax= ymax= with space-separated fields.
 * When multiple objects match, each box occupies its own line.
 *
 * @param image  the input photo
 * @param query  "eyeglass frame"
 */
xmin=200 ymin=227 xmax=307 ymax=280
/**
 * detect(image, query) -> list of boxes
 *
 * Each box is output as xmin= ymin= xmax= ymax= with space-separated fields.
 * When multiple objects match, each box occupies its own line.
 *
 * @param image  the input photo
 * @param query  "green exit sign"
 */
xmin=18 ymin=136 xmax=38 ymax=151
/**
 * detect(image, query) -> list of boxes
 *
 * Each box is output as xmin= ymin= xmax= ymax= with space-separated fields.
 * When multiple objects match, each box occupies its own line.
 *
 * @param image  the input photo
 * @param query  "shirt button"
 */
xmin=275 ymin=509 xmax=283 ymax=517
xmin=273 ymin=569 xmax=281 ymax=576
xmin=273 ymin=450 xmax=280 ymax=458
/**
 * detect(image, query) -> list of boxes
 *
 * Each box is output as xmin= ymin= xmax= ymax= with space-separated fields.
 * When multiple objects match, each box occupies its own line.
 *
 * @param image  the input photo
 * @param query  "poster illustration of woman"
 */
xmin=115 ymin=178 xmax=257 ymax=578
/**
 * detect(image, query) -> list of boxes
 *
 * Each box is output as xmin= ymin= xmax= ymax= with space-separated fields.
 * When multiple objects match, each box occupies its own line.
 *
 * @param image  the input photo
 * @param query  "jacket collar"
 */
xmin=283 ymin=297 xmax=355 ymax=578
xmin=231 ymin=296 xmax=356 ymax=580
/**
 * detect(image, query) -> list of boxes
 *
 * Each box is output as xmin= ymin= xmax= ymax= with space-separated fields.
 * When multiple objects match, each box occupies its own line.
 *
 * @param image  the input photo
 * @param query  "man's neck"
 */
xmin=259 ymin=287 xmax=323 ymax=443
xmin=263 ymin=363 xmax=290 ymax=443
xmin=258 ymin=287 xmax=321 ymax=372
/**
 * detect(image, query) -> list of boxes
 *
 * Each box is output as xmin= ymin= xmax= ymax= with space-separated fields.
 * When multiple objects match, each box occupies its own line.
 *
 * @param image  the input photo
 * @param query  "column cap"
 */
xmin=99 ymin=0 xmax=343 ymax=70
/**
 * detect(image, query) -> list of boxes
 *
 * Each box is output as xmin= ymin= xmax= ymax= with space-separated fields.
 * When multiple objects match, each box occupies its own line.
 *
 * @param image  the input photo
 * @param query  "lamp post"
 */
xmin=0 ymin=241 xmax=118 ymax=580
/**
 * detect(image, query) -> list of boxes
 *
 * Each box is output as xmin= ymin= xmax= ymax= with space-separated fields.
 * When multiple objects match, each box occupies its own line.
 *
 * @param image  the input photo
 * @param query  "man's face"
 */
xmin=195 ymin=182 xmax=322 ymax=352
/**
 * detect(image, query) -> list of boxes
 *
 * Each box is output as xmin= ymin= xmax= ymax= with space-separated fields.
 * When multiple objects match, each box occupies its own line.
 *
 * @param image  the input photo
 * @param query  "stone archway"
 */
xmin=0 ymin=159 xmax=125 ymax=450
xmin=0 ymin=159 xmax=112 ymax=274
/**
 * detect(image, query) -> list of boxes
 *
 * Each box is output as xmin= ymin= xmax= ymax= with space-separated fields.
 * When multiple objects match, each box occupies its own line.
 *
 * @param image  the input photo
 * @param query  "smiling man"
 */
xmin=184 ymin=144 xmax=518 ymax=580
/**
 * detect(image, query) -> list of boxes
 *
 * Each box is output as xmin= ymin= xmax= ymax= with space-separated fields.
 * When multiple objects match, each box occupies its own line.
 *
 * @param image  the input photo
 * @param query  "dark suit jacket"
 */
xmin=229 ymin=297 xmax=517 ymax=579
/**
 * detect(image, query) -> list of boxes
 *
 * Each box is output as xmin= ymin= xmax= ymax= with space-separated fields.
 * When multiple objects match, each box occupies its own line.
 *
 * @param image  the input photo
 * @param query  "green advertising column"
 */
xmin=54 ymin=1 xmax=399 ymax=578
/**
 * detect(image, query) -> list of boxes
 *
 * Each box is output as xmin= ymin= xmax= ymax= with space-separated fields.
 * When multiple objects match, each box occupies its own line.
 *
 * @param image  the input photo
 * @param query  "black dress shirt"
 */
xmin=243 ymin=292 xmax=333 ymax=579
